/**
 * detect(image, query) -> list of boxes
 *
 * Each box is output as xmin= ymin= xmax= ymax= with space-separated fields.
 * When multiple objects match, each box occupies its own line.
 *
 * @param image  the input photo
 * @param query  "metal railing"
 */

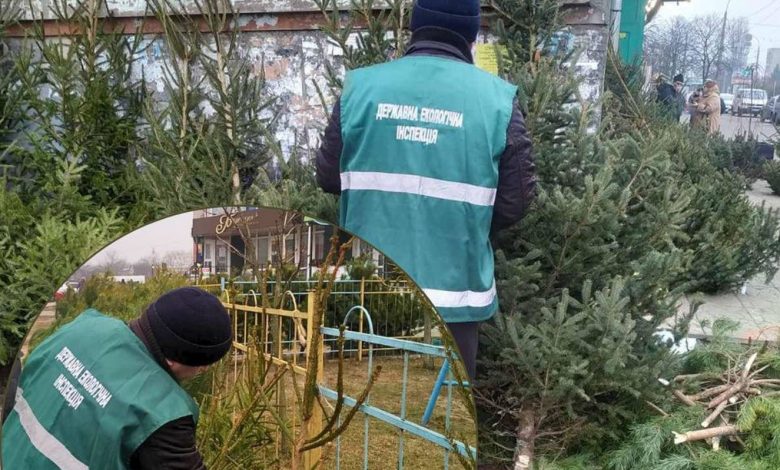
xmin=223 ymin=295 xmax=475 ymax=469
xmin=216 ymin=278 xmax=436 ymax=360
xmin=320 ymin=306 xmax=475 ymax=469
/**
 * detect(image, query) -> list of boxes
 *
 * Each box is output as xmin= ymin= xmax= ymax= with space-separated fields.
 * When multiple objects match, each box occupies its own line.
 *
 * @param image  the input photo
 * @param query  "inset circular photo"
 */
xmin=1 ymin=207 xmax=475 ymax=469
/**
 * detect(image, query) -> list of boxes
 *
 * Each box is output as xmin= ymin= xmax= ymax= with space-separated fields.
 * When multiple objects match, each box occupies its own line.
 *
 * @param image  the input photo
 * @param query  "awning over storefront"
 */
xmin=192 ymin=208 xmax=302 ymax=238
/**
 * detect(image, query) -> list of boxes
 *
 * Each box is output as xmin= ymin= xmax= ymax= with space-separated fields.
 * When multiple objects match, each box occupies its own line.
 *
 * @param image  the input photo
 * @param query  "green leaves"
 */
xmin=0 ymin=198 xmax=122 ymax=362
xmin=315 ymin=0 xmax=410 ymax=96
xmin=6 ymin=0 xmax=146 ymax=213
xmin=251 ymin=156 xmax=338 ymax=224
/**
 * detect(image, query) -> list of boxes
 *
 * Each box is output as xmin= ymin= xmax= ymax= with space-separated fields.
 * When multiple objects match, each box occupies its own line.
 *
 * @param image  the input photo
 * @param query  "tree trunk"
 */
xmin=513 ymin=410 xmax=536 ymax=470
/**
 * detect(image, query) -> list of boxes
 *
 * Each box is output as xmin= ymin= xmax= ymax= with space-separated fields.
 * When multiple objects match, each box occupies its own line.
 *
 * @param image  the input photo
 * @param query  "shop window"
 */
xmin=313 ymin=230 xmax=325 ymax=266
xmin=284 ymin=234 xmax=297 ymax=264
xmin=255 ymin=237 xmax=269 ymax=266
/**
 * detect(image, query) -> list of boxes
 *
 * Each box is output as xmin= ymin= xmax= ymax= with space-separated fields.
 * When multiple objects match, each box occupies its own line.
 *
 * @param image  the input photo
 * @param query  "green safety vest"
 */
xmin=2 ymin=309 xmax=198 ymax=469
xmin=339 ymin=55 xmax=517 ymax=323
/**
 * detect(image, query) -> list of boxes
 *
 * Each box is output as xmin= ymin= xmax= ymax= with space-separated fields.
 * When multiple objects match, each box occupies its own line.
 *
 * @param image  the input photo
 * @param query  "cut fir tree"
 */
xmin=476 ymin=3 xmax=780 ymax=470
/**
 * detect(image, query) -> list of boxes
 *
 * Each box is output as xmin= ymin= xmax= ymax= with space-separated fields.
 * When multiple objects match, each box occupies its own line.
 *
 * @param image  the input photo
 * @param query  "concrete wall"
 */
xmin=11 ymin=1 xmax=610 ymax=158
xmin=562 ymin=0 xmax=611 ymax=111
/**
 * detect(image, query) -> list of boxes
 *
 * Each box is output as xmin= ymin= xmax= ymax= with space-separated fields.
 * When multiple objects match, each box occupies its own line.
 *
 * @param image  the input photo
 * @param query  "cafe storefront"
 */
xmin=191 ymin=208 xmax=384 ymax=279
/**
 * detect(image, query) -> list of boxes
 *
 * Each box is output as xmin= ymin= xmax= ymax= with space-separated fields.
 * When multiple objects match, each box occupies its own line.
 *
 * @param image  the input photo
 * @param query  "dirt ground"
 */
xmin=262 ymin=354 xmax=477 ymax=469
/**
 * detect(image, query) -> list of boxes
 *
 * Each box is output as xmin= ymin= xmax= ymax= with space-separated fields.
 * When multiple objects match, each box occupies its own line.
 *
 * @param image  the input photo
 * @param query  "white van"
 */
xmin=732 ymin=88 xmax=768 ymax=116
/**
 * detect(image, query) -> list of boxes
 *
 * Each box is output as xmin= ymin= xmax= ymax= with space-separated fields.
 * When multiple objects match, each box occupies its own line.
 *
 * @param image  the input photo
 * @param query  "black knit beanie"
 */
xmin=144 ymin=287 xmax=232 ymax=367
xmin=410 ymin=0 xmax=481 ymax=43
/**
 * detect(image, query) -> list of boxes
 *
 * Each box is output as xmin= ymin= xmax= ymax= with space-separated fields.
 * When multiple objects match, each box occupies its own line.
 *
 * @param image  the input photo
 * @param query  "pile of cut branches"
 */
xmin=605 ymin=322 xmax=780 ymax=469
xmin=659 ymin=324 xmax=780 ymax=458
xmin=666 ymin=347 xmax=780 ymax=450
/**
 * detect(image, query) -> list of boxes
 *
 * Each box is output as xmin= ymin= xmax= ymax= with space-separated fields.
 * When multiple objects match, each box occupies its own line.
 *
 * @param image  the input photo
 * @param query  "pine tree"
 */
xmin=477 ymin=1 xmax=780 ymax=467
xmin=251 ymin=153 xmax=338 ymax=223
xmin=0 ymin=0 xmax=22 ymax=163
xmin=764 ymin=161 xmax=780 ymax=195
xmin=8 ymin=0 xmax=146 ymax=215
xmin=0 ymin=0 xmax=287 ymax=365
xmin=134 ymin=0 xmax=279 ymax=214
xmin=0 ymin=1 xmax=130 ymax=363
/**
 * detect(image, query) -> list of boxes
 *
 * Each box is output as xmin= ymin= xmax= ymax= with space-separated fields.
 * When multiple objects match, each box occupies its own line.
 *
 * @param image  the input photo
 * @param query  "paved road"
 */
xmin=19 ymin=302 xmax=56 ymax=359
xmin=718 ymin=112 xmax=779 ymax=142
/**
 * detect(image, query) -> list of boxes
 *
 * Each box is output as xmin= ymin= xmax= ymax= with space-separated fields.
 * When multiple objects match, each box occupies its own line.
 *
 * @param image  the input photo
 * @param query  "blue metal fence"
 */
xmin=319 ymin=307 xmax=476 ymax=469
xmin=222 ymin=291 xmax=474 ymax=469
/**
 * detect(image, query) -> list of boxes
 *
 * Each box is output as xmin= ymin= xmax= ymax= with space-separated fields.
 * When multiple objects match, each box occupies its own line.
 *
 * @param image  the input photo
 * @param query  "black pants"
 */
xmin=447 ymin=321 xmax=480 ymax=380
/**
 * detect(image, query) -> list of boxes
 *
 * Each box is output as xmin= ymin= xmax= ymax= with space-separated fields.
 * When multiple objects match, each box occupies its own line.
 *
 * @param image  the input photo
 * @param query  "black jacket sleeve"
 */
xmin=1 ymin=356 xmax=22 ymax=424
xmin=491 ymin=99 xmax=536 ymax=235
xmin=316 ymin=99 xmax=343 ymax=195
xmin=130 ymin=416 xmax=206 ymax=470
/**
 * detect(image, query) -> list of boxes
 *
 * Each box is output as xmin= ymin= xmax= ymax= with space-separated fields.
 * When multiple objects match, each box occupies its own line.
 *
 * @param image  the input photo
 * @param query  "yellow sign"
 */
xmin=475 ymin=44 xmax=504 ymax=76
xmin=619 ymin=32 xmax=628 ymax=39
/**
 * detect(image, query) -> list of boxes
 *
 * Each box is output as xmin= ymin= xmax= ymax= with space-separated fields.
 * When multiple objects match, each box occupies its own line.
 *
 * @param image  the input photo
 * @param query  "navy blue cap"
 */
xmin=410 ymin=0 xmax=481 ymax=43
xmin=146 ymin=287 xmax=232 ymax=367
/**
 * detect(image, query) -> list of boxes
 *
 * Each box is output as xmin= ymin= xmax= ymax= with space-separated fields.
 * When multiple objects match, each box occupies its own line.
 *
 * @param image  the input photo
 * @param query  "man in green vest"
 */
xmin=316 ymin=0 xmax=536 ymax=379
xmin=2 ymin=287 xmax=232 ymax=469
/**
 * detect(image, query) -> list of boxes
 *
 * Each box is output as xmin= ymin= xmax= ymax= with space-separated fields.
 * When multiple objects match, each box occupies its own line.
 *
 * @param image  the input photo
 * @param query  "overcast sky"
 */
xmin=655 ymin=0 xmax=780 ymax=71
xmin=84 ymin=212 xmax=194 ymax=267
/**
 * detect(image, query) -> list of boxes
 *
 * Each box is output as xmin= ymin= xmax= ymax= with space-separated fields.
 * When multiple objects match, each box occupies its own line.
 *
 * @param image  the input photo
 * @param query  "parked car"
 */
xmin=732 ymin=88 xmax=768 ymax=116
xmin=760 ymin=95 xmax=779 ymax=122
xmin=720 ymin=93 xmax=734 ymax=113
xmin=53 ymin=281 xmax=80 ymax=301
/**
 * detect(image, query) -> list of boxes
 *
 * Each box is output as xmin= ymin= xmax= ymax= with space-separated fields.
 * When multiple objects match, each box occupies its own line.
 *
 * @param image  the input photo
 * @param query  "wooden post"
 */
xmin=358 ymin=277 xmax=365 ymax=362
xmin=274 ymin=312 xmax=289 ymax=454
xmin=423 ymin=307 xmax=434 ymax=370
xmin=302 ymin=291 xmax=324 ymax=469
xmin=232 ymin=304 xmax=239 ymax=378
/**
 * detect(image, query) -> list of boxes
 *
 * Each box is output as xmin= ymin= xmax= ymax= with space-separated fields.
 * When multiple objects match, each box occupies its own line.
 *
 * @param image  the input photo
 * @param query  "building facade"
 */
xmin=767 ymin=48 xmax=780 ymax=78
xmin=191 ymin=208 xmax=385 ymax=279
xmin=11 ymin=1 xmax=615 ymax=156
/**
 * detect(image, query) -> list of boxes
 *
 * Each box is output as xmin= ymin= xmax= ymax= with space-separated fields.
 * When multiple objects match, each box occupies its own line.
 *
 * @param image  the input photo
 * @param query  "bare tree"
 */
xmin=645 ymin=14 xmax=752 ymax=90
xmin=96 ymin=251 xmax=129 ymax=275
xmin=160 ymin=250 xmax=192 ymax=273
xmin=645 ymin=16 xmax=694 ymax=79
xmin=690 ymin=14 xmax=723 ymax=81
xmin=722 ymin=18 xmax=752 ymax=89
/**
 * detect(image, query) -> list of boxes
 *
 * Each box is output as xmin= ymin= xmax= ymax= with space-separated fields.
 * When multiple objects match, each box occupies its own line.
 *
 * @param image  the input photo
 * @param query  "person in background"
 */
xmin=671 ymin=74 xmax=686 ymax=122
xmin=696 ymin=79 xmax=722 ymax=135
xmin=2 ymin=287 xmax=232 ymax=469
xmin=656 ymin=73 xmax=685 ymax=122
xmin=316 ymin=0 xmax=536 ymax=379
xmin=689 ymin=87 xmax=705 ymax=129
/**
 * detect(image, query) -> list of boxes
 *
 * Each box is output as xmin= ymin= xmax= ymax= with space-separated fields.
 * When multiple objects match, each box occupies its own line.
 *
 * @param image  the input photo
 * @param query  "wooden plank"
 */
xmin=225 ymin=302 xmax=308 ymax=320
xmin=231 ymin=342 xmax=307 ymax=375
xmin=6 ymin=11 xmax=335 ymax=37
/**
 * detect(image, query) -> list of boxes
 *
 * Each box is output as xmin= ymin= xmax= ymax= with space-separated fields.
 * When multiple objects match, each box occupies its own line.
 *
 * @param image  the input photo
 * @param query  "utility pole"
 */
xmin=749 ymin=42 xmax=760 ymax=136
xmin=715 ymin=0 xmax=731 ymax=87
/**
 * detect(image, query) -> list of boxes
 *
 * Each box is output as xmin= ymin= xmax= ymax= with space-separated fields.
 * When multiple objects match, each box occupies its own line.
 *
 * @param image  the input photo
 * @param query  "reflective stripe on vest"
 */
xmin=423 ymin=280 xmax=497 ymax=309
xmin=341 ymin=171 xmax=497 ymax=206
xmin=339 ymin=56 xmax=517 ymax=323
xmin=2 ymin=310 xmax=198 ymax=469
xmin=12 ymin=387 xmax=88 ymax=470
